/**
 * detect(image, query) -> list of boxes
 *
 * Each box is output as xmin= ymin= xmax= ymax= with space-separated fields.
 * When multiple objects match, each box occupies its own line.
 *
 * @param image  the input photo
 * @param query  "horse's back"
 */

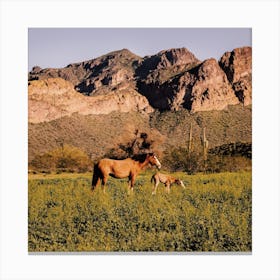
xmin=156 ymin=172 xmax=174 ymax=184
xmin=98 ymin=158 xmax=113 ymax=166
xmin=97 ymin=158 xmax=132 ymax=178
xmin=98 ymin=158 xmax=130 ymax=168
xmin=97 ymin=158 xmax=114 ymax=172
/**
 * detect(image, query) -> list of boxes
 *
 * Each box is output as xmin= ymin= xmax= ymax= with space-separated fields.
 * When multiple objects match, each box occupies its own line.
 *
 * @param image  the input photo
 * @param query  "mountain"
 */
xmin=28 ymin=46 xmax=252 ymax=121
xmin=28 ymin=46 xmax=252 ymax=162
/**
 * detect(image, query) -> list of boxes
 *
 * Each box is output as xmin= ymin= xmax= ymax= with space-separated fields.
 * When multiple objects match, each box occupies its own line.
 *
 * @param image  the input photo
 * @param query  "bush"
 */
xmin=206 ymin=155 xmax=251 ymax=173
xmin=29 ymin=144 xmax=92 ymax=173
xmin=104 ymin=129 xmax=164 ymax=159
xmin=209 ymin=142 xmax=252 ymax=159
xmin=163 ymin=146 xmax=204 ymax=174
xmin=163 ymin=146 xmax=251 ymax=174
xmin=29 ymin=153 xmax=55 ymax=171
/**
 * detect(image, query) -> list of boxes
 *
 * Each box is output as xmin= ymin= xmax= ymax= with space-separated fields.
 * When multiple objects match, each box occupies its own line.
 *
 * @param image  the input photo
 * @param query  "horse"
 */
xmin=151 ymin=172 xmax=185 ymax=194
xmin=91 ymin=153 xmax=161 ymax=193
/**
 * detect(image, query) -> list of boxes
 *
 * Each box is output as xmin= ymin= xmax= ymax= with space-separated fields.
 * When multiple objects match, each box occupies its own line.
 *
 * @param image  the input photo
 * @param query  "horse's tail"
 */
xmin=91 ymin=163 xmax=100 ymax=190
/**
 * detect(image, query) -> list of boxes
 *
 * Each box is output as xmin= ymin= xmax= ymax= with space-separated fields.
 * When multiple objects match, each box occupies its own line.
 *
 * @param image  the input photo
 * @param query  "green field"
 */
xmin=28 ymin=171 xmax=252 ymax=252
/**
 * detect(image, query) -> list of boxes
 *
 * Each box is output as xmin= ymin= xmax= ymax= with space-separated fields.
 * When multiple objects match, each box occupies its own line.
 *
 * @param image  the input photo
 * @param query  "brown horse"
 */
xmin=91 ymin=153 xmax=161 ymax=193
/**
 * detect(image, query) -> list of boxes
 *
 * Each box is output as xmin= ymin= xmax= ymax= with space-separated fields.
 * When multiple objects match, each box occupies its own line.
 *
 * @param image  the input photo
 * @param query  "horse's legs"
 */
xmin=91 ymin=165 xmax=101 ymax=191
xmin=91 ymin=177 xmax=100 ymax=191
xmin=101 ymin=176 xmax=108 ymax=193
xmin=130 ymin=175 xmax=136 ymax=192
xmin=127 ymin=179 xmax=131 ymax=192
xmin=152 ymin=179 xmax=159 ymax=195
xmin=127 ymin=174 xmax=136 ymax=194
xmin=166 ymin=182 xmax=171 ymax=194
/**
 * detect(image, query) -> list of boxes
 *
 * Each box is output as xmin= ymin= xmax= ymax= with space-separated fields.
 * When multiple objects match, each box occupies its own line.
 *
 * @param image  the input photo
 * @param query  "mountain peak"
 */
xmin=98 ymin=48 xmax=141 ymax=61
xmin=29 ymin=46 xmax=252 ymax=116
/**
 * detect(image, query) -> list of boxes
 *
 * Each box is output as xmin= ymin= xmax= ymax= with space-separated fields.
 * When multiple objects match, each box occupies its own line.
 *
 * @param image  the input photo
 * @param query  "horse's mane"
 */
xmin=131 ymin=153 xmax=153 ymax=163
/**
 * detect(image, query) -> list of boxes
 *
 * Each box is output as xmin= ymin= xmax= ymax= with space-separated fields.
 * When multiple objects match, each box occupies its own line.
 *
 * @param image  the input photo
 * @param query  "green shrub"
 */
xmin=206 ymin=155 xmax=251 ymax=173
xmin=29 ymin=144 xmax=92 ymax=173
xmin=29 ymin=153 xmax=55 ymax=171
xmin=163 ymin=145 xmax=251 ymax=174
xmin=163 ymin=147 xmax=203 ymax=173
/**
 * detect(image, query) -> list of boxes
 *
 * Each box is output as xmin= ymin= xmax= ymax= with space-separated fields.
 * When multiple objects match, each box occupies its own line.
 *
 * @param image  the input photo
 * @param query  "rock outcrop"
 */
xmin=219 ymin=47 xmax=252 ymax=106
xmin=138 ymin=58 xmax=240 ymax=112
xmin=29 ymin=49 xmax=141 ymax=96
xmin=136 ymin=48 xmax=200 ymax=82
xmin=28 ymin=78 xmax=153 ymax=123
xmin=173 ymin=58 xmax=240 ymax=112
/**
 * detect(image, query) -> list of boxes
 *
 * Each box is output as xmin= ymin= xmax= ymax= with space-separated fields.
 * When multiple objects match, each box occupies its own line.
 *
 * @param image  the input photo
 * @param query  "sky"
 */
xmin=28 ymin=28 xmax=251 ymax=71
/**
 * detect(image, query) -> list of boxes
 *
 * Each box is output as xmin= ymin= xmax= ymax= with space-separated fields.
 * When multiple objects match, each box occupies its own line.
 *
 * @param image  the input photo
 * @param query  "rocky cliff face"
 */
xmin=136 ymin=48 xmax=200 ymax=82
xmin=29 ymin=46 xmax=252 ymax=123
xmin=170 ymin=58 xmax=239 ymax=112
xmin=29 ymin=49 xmax=141 ymax=96
xmin=28 ymin=78 xmax=153 ymax=123
xmin=219 ymin=47 xmax=252 ymax=106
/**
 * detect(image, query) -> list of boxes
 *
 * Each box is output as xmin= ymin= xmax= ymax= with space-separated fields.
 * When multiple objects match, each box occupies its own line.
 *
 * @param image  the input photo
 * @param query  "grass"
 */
xmin=28 ymin=170 xmax=251 ymax=252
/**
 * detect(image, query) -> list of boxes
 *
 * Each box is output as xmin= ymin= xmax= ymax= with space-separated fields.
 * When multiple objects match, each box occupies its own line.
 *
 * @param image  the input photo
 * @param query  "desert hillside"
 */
xmin=28 ymin=46 xmax=252 ymax=164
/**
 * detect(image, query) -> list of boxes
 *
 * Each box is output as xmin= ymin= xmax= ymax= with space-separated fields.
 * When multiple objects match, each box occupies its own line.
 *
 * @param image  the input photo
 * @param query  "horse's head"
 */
xmin=175 ymin=179 xmax=186 ymax=189
xmin=147 ymin=153 xmax=161 ymax=170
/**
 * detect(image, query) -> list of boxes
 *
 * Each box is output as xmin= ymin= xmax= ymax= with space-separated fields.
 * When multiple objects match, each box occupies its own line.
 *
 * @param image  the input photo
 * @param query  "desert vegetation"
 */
xmin=163 ymin=142 xmax=251 ymax=174
xmin=28 ymin=106 xmax=252 ymax=164
xmin=28 ymin=171 xmax=251 ymax=252
xmin=28 ymin=122 xmax=252 ymax=252
xmin=29 ymin=144 xmax=92 ymax=173
xmin=29 ymin=134 xmax=251 ymax=175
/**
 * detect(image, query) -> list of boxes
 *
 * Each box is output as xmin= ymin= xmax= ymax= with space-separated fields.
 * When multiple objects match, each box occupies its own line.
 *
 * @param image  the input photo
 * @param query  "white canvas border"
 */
xmin=0 ymin=0 xmax=279 ymax=280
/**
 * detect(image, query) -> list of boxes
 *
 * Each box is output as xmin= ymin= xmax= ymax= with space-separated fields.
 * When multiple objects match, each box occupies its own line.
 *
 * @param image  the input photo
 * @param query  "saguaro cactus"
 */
xmin=202 ymin=127 xmax=209 ymax=171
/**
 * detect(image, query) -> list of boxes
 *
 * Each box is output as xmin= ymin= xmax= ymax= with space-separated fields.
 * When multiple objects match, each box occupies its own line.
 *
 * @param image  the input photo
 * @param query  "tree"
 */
xmin=104 ymin=129 xmax=161 ymax=159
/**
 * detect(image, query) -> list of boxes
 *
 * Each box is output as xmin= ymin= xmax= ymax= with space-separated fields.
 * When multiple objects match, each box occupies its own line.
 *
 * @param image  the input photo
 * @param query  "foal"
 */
xmin=151 ymin=172 xmax=185 ymax=194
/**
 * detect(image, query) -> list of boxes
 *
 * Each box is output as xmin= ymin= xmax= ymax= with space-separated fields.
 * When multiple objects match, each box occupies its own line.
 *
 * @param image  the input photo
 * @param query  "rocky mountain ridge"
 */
xmin=28 ymin=46 xmax=252 ymax=123
xmin=28 ymin=78 xmax=153 ymax=123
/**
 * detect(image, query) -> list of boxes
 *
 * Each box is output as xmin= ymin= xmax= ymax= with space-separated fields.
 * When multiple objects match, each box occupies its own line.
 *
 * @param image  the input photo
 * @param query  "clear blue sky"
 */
xmin=28 ymin=28 xmax=251 ymax=71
